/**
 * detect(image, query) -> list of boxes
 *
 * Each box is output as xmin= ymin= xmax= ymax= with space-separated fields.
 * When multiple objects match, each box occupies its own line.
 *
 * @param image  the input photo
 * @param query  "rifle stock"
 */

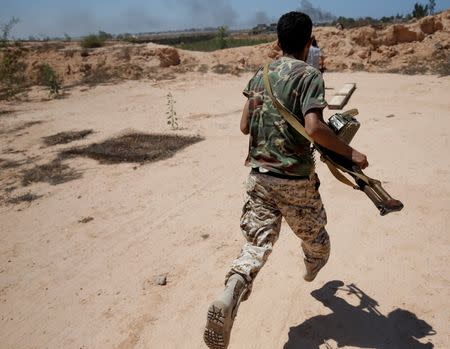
xmin=318 ymin=147 xmax=404 ymax=216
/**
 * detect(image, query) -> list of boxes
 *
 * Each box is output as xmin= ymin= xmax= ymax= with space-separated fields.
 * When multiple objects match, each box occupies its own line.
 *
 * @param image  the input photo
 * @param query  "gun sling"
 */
xmin=262 ymin=63 xmax=370 ymax=188
xmin=262 ymin=63 xmax=404 ymax=216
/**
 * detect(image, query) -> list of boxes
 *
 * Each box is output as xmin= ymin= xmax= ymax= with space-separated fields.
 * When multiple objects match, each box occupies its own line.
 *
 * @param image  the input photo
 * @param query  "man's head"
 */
xmin=277 ymin=11 xmax=313 ymax=59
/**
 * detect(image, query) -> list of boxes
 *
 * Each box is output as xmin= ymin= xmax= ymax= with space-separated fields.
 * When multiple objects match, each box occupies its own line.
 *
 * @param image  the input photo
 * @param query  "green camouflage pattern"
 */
xmin=226 ymin=173 xmax=330 ymax=295
xmin=243 ymin=56 xmax=327 ymax=177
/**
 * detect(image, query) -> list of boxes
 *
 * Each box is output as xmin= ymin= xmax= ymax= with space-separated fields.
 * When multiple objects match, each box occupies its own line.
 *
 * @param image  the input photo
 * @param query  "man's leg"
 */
xmin=275 ymin=174 xmax=330 ymax=282
xmin=204 ymin=174 xmax=282 ymax=349
xmin=227 ymin=174 xmax=282 ymax=291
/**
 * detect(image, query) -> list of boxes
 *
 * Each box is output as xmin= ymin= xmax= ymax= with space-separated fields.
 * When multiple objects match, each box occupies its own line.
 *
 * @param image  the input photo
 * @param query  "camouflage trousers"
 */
xmin=226 ymin=172 xmax=330 ymax=293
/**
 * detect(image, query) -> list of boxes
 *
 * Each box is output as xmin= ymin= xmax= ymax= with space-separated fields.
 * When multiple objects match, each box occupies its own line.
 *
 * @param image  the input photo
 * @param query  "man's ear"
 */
xmin=307 ymin=37 xmax=313 ymax=49
xmin=276 ymin=40 xmax=281 ymax=50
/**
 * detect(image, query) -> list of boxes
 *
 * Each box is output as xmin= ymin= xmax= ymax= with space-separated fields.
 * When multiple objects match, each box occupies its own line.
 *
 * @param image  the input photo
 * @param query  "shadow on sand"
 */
xmin=284 ymin=281 xmax=435 ymax=349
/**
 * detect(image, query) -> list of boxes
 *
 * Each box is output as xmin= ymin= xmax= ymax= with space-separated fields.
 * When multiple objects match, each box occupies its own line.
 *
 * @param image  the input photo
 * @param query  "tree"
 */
xmin=0 ymin=17 xmax=19 ymax=46
xmin=428 ymin=0 xmax=436 ymax=14
xmin=217 ymin=26 xmax=228 ymax=49
xmin=412 ymin=3 xmax=429 ymax=18
xmin=98 ymin=30 xmax=112 ymax=40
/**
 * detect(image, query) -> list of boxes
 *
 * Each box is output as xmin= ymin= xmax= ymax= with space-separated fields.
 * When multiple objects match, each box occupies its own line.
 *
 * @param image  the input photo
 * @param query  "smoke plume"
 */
xmin=299 ymin=0 xmax=336 ymax=23
xmin=177 ymin=0 xmax=238 ymax=28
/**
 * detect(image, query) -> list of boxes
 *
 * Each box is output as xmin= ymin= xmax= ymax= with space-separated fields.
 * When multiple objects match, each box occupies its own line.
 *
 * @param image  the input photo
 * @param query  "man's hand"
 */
xmin=351 ymin=149 xmax=369 ymax=169
xmin=240 ymin=100 xmax=250 ymax=135
xmin=305 ymin=109 xmax=369 ymax=168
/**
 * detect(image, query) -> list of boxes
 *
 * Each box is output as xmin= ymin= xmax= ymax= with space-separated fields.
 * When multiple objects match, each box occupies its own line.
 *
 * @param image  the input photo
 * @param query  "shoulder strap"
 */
xmin=263 ymin=63 xmax=364 ymax=188
xmin=263 ymin=64 xmax=314 ymax=144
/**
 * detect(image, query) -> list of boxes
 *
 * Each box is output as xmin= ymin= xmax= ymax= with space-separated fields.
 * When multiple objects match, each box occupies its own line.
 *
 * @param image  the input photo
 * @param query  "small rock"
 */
xmin=154 ymin=275 xmax=167 ymax=286
xmin=201 ymin=234 xmax=210 ymax=240
xmin=385 ymin=114 xmax=395 ymax=118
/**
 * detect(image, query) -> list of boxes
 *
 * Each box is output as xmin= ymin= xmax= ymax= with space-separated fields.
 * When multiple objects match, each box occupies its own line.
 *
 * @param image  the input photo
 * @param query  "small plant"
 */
xmin=166 ymin=92 xmax=178 ymax=130
xmin=36 ymin=63 xmax=61 ymax=97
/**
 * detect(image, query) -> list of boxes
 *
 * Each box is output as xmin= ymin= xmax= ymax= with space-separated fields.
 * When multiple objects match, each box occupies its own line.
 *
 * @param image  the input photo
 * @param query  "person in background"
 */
xmin=307 ymin=37 xmax=326 ymax=73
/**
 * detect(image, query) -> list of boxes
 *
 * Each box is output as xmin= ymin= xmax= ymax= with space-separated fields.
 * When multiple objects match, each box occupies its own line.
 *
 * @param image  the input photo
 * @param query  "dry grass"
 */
xmin=42 ymin=129 xmax=93 ymax=146
xmin=21 ymin=159 xmax=81 ymax=186
xmin=7 ymin=192 xmax=42 ymax=204
xmin=59 ymin=132 xmax=204 ymax=164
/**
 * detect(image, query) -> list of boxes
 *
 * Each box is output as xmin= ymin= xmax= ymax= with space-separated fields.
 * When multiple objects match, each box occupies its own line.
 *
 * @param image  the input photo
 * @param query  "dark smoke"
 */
xmin=253 ymin=11 xmax=270 ymax=26
xmin=299 ymin=0 xmax=336 ymax=23
xmin=177 ymin=0 xmax=238 ymax=28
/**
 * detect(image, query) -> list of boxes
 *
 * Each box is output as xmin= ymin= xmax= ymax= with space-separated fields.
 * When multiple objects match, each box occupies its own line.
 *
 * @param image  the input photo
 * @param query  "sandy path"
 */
xmin=0 ymin=72 xmax=449 ymax=349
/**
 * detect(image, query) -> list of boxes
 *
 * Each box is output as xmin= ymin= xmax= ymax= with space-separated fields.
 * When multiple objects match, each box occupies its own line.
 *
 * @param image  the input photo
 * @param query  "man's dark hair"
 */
xmin=277 ymin=12 xmax=313 ymax=54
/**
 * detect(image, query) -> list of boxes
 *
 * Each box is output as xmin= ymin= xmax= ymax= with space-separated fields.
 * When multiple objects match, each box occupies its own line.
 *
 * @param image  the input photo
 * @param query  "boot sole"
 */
xmin=203 ymin=302 xmax=229 ymax=349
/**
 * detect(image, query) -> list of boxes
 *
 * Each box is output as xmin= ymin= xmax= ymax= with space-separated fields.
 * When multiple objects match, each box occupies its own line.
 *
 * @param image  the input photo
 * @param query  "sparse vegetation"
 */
xmin=59 ymin=133 xmax=204 ymax=164
xmin=7 ymin=192 xmax=42 ymax=204
xmin=81 ymin=34 xmax=106 ymax=49
xmin=176 ymin=36 xmax=273 ymax=52
xmin=166 ymin=92 xmax=178 ymax=130
xmin=42 ymin=129 xmax=94 ymax=146
xmin=412 ymin=2 xmax=429 ymax=18
xmin=21 ymin=159 xmax=81 ymax=186
xmin=36 ymin=63 xmax=61 ymax=97
xmin=0 ymin=49 xmax=27 ymax=100
xmin=217 ymin=26 xmax=228 ymax=49
xmin=0 ymin=17 xmax=19 ymax=47
xmin=81 ymin=61 xmax=114 ymax=86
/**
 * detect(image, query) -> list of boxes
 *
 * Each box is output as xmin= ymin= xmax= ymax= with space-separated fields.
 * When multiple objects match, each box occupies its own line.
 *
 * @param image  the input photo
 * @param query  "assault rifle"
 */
xmin=316 ymin=109 xmax=404 ymax=216
xmin=263 ymin=64 xmax=404 ymax=216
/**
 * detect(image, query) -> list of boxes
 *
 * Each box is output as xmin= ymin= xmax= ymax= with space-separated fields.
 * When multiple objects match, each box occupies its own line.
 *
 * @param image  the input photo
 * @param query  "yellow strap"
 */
xmin=262 ymin=63 xmax=371 ymax=188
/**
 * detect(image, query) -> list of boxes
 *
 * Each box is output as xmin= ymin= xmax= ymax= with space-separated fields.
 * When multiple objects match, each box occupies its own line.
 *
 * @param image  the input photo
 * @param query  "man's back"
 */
xmin=243 ymin=57 xmax=327 ymax=177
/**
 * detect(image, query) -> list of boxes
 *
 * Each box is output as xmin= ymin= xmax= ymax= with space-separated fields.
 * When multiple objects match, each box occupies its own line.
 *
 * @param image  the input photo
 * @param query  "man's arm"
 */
xmin=240 ymin=100 xmax=250 ymax=135
xmin=305 ymin=109 xmax=369 ymax=169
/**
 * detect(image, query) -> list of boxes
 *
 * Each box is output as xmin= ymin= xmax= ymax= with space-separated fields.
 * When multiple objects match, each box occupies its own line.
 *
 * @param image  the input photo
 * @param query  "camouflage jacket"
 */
xmin=243 ymin=56 xmax=327 ymax=176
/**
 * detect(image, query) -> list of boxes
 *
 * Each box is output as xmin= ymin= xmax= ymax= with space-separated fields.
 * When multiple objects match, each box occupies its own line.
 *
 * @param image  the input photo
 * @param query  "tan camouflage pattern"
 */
xmin=226 ymin=173 xmax=330 ymax=294
xmin=243 ymin=57 xmax=327 ymax=177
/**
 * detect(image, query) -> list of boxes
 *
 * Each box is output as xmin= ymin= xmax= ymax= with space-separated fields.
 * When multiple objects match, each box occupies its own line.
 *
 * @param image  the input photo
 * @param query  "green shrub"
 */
xmin=36 ymin=63 xmax=61 ymax=96
xmin=412 ymin=3 xmax=429 ymax=18
xmin=81 ymin=34 xmax=105 ymax=49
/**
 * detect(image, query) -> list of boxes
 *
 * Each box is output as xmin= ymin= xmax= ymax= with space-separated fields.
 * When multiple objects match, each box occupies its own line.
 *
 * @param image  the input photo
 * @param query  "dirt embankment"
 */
xmin=1 ymin=10 xmax=449 ymax=93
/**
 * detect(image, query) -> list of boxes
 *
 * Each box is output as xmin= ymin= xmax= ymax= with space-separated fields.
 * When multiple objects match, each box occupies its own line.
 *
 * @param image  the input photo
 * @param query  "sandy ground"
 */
xmin=1 ymin=71 xmax=449 ymax=349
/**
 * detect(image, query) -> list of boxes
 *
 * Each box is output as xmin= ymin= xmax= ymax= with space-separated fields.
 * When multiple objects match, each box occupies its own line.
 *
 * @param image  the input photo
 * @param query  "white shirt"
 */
xmin=307 ymin=46 xmax=321 ymax=70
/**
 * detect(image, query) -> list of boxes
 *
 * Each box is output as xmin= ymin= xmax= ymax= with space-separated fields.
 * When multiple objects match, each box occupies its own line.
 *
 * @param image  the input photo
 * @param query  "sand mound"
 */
xmin=154 ymin=47 xmax=181 ymax=68
xmin=1 ymin=10 xmax=449 ymax=93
